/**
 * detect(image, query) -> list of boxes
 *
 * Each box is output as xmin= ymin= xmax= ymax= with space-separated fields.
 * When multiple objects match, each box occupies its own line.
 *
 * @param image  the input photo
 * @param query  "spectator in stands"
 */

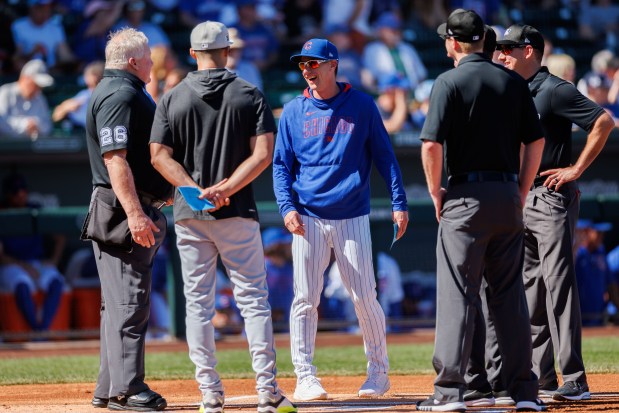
xmin=404 ymin=0 xmax=447 ymax=32
xmin=0 ymin=172 xmax=66 ymax=333
xmin=73 ymin=0 xmax=125 ymax=64
xmin=410 ymin=79 xmax=434 ymax=130
xmin=262 ymin=227 xmax=294 ymax=331
xmin=146 ymin=45 xmax=180 ymax=102
xmin=322 ymin=0 xmax=372 ymax=53
xmin=11 ymin=0 xmax=77 ymax=72
xmin=606 ymin=243 xmax=619 ymax=324
xmin=235 ymin=0 xmax=279 ymax=70
xmin=575 ymin=220 xmax=618 ymax=326
xmin=177 ymin=0 xmax=235 ymax=29
xmin=162 ymin=67 xmax=188 ymax=94
xmin=326 ymin=24 xmax=369 ymax=91
xmin=376 ymin=74 xmax=413 ymax=134
xmin=449 ymin=0 xmax=503 ymax=25
xmin=0 ymin=59 xmax=53 ymax=140
xmin=578 ymin=0 xmax=619 ymax=52
xmin=0 ymin=1 xmax=17 ymax=75
xmin=226 ymin=27 xmax=263 ymax=90
xmin=113 ymin=0 xmax=170 ymax=48
xmin=52 ymin=60 xmax=104 ymax=130
xmin=282 ymin=0 xmax=323 ymax=48
xmin=147 ymin=0 xmax=178 ymax=14
xmin=577 ymin=49 xmax=616 ymax=97
xmin=546 ymin=53 xmax=576 ymax=83
xmin=362 ymin=12 xmax=427 ymax=93
xmin=581 ymin=72 xmax=619 ymax=123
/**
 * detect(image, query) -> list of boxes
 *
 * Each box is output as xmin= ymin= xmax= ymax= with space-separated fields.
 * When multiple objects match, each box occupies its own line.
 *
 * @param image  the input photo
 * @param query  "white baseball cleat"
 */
xmin=358 ymin=372 xmax=390 ymax=398
xmin=199 ymin=391 xmax=224 ymax=413
xmin=293 ymin=376 xmax=328 ymax=401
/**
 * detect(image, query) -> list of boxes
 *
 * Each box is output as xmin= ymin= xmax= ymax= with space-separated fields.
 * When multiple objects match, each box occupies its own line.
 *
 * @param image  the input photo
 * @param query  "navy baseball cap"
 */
xmin=497 ymin=24 xmax=545 ymax=53
xmin=437 ymin=9 xmax=484 ymax=42
xmin=290 ymin=38 xmax=339 ymax=63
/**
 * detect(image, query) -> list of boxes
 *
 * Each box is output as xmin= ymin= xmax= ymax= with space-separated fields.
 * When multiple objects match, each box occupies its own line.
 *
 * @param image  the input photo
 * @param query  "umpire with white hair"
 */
xmin=82 ymin=27 xmax=170 ymax=411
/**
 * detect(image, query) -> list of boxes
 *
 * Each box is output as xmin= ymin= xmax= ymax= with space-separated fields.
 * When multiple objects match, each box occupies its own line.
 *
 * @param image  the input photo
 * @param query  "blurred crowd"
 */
xmin=3 ymin=0 xmax=619 ymax=140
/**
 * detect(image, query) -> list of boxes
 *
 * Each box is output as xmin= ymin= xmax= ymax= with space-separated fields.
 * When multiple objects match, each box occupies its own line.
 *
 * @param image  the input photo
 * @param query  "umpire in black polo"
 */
xmin=83 ymin=28 xmax=171 ymax=411
xmin=417 ymin=9 xmax=546 ymax=412
xmin=493 ymin=24 xmax=614 ymax=401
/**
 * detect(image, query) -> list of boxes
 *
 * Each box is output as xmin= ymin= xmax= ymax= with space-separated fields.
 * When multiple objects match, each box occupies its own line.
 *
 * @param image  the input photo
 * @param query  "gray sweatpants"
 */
xmin=174 ymin=217 xmax=278 ymax=396
xmin=432 ymin=181 xmax=538 ymax=403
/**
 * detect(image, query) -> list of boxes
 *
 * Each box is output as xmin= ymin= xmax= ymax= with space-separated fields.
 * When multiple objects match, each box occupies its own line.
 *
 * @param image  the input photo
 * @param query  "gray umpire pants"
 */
xmin=174 ymin=217 xmax=278 ymax=397
xmin=465 ymin=181 xmax=585 ymax=393
xmin=465 ymin=281 xmax=504 ymax=393
xmin=523 ymin=181 xmax=585 ymax=387
xmin=91 ymin=189 xmax=167 ymax=399
xmin=433 ymin=181 xmax=538 ymax=403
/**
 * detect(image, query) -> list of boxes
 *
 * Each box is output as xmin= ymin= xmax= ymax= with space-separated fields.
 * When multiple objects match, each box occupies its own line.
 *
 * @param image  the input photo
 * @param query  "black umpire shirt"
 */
xmin=421 ymin=53 xmax=543 ymax=177
xmin=85 ymin=69 xmax=172 ymax=200
xmin=528 ymin=67 xmax=606 ymax=172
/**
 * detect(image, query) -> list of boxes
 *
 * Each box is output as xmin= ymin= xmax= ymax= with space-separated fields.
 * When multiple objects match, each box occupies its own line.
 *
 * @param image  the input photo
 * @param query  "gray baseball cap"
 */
xmin=20 ymin=59 xmax=54 ymax=88
xmin=190 ymin=21 xmax=233 ymax=51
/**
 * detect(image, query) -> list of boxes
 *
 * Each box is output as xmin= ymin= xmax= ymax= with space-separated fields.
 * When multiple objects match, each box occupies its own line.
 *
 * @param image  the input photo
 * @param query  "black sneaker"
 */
xmin=416 ymin=396 xmax=466 ymax=412
xmin=493 ymin=390 xmax=515 ymax=406
xmin=463 ymin=389 xmax=495 ymax=407
xmin=107 ymin=389 xmax=167 ymax=411
xmin=91 ymin=396 xmax=108 ymax=408
xmin=516 ymin=398 xmax=547 ymax=412
xmin=553 ymin=381 xmax=591 ymax=401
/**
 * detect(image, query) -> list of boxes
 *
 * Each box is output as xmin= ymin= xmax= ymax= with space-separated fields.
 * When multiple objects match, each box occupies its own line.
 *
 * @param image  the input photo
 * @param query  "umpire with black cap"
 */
xmin=417 ymin=9 xmax=546 ymax=412
xmin=466 ymin=24 xmax=614 ymax=403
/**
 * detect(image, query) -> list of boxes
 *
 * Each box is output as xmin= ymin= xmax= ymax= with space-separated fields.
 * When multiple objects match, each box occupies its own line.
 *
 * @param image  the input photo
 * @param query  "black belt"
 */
xmin=138 ymin=193 xmax=166 ymax=210
xmin=448 ymin=171 xmax=519 ymax=186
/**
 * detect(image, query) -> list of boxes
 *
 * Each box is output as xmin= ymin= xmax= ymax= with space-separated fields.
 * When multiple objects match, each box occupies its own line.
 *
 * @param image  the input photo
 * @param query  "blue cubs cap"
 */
xmin=290 ymin=38 xmax=339 ymax=63
xmin=378 ymin=73 xmax=410 ymax=93
xmin=374 ymin=12 xmax=401 ymax=30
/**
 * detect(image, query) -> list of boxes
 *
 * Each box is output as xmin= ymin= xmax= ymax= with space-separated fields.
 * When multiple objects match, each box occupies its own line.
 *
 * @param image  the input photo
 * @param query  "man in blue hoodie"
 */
xmin=273 ymin=38 xmax=409 ymax=401
xmin=149 ymin=21 xmax=296 ymax=413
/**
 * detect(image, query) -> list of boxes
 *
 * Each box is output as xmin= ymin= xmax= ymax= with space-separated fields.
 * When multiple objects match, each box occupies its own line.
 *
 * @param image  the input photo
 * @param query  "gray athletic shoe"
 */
xmin=200 ymin=391 xmax=224 ymax=413
xmin=257 ymin=391 xmax=298 ymax=413
xmin=552 ymin=381 xmax=591 ymax=401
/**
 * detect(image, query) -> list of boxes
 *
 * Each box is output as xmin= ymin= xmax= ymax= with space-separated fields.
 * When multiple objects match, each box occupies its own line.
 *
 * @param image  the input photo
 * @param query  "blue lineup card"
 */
xmin=390 ymin=223 xmax=398 ymax=250
xmin=178 ymin=186 xmax=215 ymax=212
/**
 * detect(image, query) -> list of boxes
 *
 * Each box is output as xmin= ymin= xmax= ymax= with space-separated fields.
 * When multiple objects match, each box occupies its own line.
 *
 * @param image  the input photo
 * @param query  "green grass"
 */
xmin=1 ymin=337 xmax=617 ymax=385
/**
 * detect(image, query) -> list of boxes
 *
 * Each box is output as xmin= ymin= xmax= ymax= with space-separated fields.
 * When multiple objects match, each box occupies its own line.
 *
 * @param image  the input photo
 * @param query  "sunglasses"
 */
xmin=496 ymin=44 xmax=527 ymax=55
xmin=298 ymin=59 xmax=329 ymax=71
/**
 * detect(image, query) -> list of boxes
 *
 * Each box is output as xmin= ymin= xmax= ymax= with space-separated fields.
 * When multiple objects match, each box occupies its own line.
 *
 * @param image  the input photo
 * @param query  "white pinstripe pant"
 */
xmin=290 ymin=214 xmax=389 ymax=380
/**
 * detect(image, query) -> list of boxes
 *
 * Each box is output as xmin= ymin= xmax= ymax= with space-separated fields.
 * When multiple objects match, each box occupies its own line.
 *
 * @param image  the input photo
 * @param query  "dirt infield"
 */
xmin=1 ymin=328 xmax=618 ymax=412
xmin=1 ymin=374 xmax=618 ymax=412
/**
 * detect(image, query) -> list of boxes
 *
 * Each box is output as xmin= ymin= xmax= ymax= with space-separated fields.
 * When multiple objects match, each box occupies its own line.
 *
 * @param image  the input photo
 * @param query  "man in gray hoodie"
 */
xmin=149 ymin=21 xmax=297 ymax=413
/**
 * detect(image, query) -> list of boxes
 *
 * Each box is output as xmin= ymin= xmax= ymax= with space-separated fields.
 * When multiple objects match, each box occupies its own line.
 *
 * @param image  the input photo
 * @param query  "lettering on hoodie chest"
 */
xmin=303 ymin=115 xmax=355 ymax=142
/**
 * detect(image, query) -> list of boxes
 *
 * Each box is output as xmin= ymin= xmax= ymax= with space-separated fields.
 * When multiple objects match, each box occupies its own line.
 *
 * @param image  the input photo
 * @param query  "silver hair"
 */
xmin=105 ymin=27 xmax=149 ymax=69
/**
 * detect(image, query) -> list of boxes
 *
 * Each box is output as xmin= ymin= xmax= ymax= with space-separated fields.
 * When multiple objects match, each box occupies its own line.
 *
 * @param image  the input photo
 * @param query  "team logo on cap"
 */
xmin=304 ymin=41 xmax=312 ymax=50
xmin=504 ymin=27 xmax=512 ymax=36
